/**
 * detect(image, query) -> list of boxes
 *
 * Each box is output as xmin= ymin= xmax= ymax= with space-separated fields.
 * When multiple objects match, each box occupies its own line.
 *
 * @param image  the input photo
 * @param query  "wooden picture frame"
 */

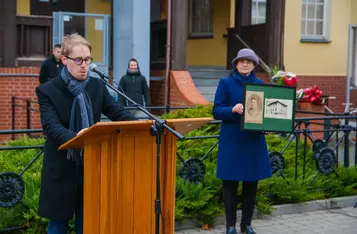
xmin=241 ymin=83 xmax=296 ymax=133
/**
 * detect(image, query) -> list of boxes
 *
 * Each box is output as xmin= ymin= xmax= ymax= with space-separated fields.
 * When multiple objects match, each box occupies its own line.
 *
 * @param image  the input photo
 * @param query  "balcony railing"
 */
xmin=226 ymin=24 xmax=269 ymax=72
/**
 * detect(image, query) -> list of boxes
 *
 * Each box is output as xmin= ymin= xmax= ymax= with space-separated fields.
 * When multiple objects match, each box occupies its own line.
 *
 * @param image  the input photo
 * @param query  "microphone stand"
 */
xmin=99 ymin=75 xmax=184 ymax=234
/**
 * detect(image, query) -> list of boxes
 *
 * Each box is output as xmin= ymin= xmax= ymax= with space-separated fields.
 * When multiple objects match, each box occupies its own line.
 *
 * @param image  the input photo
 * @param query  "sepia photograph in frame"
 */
xmin=241 ymin=83 xmax=296 ymax=133
xmin=244 ymin=91 xmax=264 ymax=124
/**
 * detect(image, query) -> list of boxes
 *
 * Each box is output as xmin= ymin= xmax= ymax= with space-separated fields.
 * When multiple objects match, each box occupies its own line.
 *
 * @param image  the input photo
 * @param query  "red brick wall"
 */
xmin=150 ymin=70 xmax=211 ymax=115
xmin=0 ymin=68 xmax=170 ymax=141
xmin=0 ymin=67 xmax=41 ymax=141
xmin=258 ymin=73 xmax=347 ymax=114
xmin=0 ymin=67 xmax=352 ymax=142
xmin=169 ymin=70 xmax=210 ymax=106
xmin=0 ymin=68 xmax=209 ymax=141
xmin=350 ymin=89 xmax=357 ymax=109
xmin=297 ymin=76 xmax=347 ymax=114
xmin=150 ymin=70 xmax=166 ymax=115
xmin=257 ymin=73 xmax=348 ymax=140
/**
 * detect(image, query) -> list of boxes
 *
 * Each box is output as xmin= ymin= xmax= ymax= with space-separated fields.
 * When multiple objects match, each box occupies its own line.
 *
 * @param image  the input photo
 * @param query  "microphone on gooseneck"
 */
xmin=89 ymin=64 xmax=108 ymax=79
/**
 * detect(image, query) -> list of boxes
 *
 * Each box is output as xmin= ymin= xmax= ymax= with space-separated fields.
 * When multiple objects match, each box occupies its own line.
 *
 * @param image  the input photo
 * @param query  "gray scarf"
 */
xmin=61 ymin=66 xmax=94 ymax=165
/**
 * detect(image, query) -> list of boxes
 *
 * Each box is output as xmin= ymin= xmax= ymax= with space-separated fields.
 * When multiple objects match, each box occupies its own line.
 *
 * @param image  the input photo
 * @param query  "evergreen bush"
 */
xmin=1 ymin=105 xmax=356 ymax=232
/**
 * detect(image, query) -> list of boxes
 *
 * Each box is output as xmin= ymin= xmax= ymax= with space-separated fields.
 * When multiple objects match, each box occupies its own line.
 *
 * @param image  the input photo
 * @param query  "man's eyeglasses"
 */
xmin=66 ymin=56 xmax=93 ymax=65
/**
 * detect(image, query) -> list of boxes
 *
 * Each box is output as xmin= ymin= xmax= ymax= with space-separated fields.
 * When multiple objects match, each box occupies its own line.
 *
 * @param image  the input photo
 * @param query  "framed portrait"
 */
xmin=241 ymin=83 xmax=296 ymax=133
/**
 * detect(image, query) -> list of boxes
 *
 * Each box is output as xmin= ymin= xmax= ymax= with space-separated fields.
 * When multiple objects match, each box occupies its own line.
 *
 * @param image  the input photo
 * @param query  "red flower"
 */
xmin=283 ymin=76 xmax=298 ymax=86
xmin=300 ymin=85 xmax=323 ymax=104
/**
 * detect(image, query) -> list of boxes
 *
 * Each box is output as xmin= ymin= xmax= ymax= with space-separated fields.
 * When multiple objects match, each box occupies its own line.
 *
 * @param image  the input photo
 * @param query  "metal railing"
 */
xmin=11 ymin=97 xmax=40 ymax=139
xmin=0 ymin=135 xmax=44 ymax=233
xmin=234 ymin=33 xmax=272 ymax=74
xmin=1 ymin=112 xmax=357 ymax=232
xmin=10 ymin=96 xmax=199 ymax=138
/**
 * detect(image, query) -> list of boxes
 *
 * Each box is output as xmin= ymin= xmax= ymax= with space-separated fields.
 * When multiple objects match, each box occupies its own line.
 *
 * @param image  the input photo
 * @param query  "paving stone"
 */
xmin=175 ymin=207 xmax=357 ymax=234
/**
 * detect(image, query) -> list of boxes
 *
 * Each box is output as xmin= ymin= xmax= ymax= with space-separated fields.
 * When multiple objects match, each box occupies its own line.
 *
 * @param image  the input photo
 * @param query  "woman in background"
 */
xmin=212 ymin=48 xmax=272 ymax=234
xmin=119 ymin=58 xmax=151 ymax=118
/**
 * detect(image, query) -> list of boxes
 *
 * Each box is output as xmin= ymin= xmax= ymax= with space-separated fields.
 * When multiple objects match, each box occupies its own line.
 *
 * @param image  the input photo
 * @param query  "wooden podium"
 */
xmin=59 ymin=118 xmax=212 ymax=234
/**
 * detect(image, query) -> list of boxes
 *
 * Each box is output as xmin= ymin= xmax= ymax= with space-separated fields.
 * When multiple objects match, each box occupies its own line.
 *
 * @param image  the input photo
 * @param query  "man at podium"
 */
xmin=35 ymin=33 xmax=136 ymax=234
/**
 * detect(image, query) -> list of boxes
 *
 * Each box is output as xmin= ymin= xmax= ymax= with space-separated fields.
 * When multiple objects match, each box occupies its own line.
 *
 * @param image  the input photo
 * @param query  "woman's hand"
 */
xmin=232 ymin=103 xmax=244 ymax=114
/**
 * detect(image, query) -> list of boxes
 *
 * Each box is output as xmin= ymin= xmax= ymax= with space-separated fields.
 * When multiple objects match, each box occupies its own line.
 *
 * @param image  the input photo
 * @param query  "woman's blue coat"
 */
xmin=213 ymin=71 xmax=272 ymax=181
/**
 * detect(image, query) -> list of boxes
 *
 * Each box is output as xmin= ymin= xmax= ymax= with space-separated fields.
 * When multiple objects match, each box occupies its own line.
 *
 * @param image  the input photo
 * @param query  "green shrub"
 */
xmin=1 ymin=105 xmax=357 ymax=231
xmin=164 ymin=105 xmax=357 ymax=224
xmin=0 ymin=136 xmax=47 ymax=233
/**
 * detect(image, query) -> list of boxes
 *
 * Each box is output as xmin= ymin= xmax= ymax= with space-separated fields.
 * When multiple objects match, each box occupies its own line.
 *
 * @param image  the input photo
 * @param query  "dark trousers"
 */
xmin=222 ymin=180 xmax=258 ymax=227
xmin=48 ymin=182 xmax=83 ymax=234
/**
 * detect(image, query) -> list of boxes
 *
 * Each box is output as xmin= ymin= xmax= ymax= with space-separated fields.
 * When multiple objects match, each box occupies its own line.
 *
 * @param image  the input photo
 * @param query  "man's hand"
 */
xmin=232 ymin=103 xmax=244 ymax=115
xmin=77 ymin=128 xmax=88 ymax=135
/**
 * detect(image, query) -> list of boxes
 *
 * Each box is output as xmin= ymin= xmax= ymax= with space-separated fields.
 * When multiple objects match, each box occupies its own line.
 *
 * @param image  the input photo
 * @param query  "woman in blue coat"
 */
xmin=213 ymin=48 xmax=272 ymax=234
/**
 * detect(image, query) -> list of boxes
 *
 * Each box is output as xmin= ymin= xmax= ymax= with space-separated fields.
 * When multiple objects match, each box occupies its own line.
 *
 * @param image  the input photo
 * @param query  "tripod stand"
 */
xmin=94 ymin=67 xmax=184 ymax=234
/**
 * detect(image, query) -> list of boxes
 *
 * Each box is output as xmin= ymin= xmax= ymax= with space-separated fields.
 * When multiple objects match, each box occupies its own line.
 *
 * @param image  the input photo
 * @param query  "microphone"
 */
xmin=89 ymin=64 xmax=108 ymax=79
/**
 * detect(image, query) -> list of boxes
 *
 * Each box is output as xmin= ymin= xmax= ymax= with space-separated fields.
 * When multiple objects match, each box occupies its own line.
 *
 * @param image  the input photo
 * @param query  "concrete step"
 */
xmin=189 ymin=70 xmax=230 ymax=79
xmin=196 ymin=85 xmax=217 ymax=94
xmin=192 ymin=77 xmax=220 ymax=86
xmin=188 ymin=66 xmax=230 ymax=103
xmin=201 ymin=92 xmax=215 ymax=103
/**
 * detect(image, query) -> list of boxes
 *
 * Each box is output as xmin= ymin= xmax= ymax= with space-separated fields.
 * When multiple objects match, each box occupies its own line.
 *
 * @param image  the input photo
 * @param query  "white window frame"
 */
xmin=301 ymin=0 xmax=331 ymax=41
xmin=251 ymin=0 xmax=266 ymax=25
xmin=188 ymin=0 xmax=214 ymax=37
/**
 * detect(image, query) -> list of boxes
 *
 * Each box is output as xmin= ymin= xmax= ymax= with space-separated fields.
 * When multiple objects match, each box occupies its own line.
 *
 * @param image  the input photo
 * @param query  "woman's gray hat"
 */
xmin=231 ymin=48 xmax=259 ymax=67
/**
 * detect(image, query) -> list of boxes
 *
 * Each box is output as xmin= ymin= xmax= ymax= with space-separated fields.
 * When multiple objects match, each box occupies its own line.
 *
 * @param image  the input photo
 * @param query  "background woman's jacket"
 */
xmin=212 ymin=71 xmax=272 ymax=181
xmin=118 ymin=70 xmax=151 ymax=106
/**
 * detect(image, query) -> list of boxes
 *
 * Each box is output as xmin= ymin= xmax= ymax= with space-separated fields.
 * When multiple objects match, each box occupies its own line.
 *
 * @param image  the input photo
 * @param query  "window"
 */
xmin=188 ymin=0 xmax=214 ymax=37
xmin=251 ymin=0 xmax=266 ymax=25
xmin=301 ymin=0 xmax=330 ymax=40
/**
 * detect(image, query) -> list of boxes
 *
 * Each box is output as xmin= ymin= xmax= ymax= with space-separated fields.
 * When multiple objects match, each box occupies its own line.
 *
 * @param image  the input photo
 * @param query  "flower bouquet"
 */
xmin=296 ymin=85 xmax=323 ymax=104
xmin=270 ymin=69 xmax=323 ymax=104
xmin=271 ymin=70 xmax=298 ymax=87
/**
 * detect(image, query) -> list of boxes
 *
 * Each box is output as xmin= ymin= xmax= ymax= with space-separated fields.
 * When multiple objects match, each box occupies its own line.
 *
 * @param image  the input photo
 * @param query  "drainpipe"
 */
xmin=345 ymin=24 xmax=353 ymax=113
xmin=164 ymin=0 xmax=172 ymax=113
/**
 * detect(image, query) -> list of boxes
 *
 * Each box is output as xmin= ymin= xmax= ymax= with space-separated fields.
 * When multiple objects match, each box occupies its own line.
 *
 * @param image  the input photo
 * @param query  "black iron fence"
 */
xmin=9 ymin=96 xmax=200 ymax=140
xmin=2 ymin=107 xmax=357 ymax=232
xmin=11 ymin=97 xmax=41 ymax=139
xmin=0 ymin=141 xmax=44 ymax=233
xmin=10 ymin=96 xmax=198 ymax=137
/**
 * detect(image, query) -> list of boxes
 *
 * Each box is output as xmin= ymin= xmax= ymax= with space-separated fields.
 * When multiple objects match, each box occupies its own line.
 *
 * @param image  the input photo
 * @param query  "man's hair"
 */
xmin=61 ymin=33 xmax=92 ymax=56
xmin=54 ymin=44 xmax=61 ymax=49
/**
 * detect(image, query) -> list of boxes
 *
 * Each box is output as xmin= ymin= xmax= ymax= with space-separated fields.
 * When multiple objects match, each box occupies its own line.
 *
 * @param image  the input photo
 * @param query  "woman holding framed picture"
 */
xmin=212 ymin=48 xmax=272 ymax=234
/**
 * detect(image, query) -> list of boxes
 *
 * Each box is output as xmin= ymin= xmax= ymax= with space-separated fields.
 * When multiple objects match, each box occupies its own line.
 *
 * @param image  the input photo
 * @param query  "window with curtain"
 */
xmin=301 ymin=0 xmax=326 ymax=39
xmin=251 ymin=0 xmax=266 ymax=25
xmin=188 ymin=0 xmax=214 ymax=37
